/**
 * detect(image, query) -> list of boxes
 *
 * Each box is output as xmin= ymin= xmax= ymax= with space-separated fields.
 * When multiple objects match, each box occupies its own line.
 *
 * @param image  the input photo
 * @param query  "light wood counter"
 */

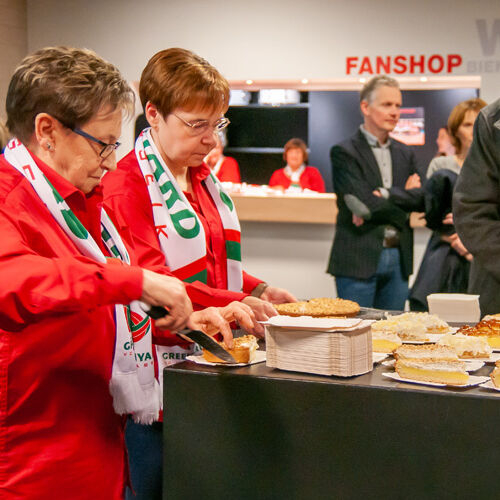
xmin=231 ymin=192 xmax=337 ymax=224
xmin=231 ymin=191 xmax=425 ymax=227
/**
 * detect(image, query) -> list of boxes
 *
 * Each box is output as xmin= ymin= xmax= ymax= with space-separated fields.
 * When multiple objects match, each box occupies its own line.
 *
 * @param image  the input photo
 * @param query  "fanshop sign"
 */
xmin=345 ymin=19 xmax=500 ymax=77
xmin=345 ymin=54 xmax=463 ymax=75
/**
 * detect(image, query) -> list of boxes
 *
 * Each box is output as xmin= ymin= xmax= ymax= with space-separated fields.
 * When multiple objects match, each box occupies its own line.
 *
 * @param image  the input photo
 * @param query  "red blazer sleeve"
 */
xmin=102 ymin=153 xmax=249 ymax=310
xmin=0 ymin=206 xmax=143 ymax=331
xmin=303 ymin=167 xmax=326 ymax=193
xmin=218 ymin=157 xmax=241 ymax=183
xmin=242 ymin=271 xmax=263 ymax=294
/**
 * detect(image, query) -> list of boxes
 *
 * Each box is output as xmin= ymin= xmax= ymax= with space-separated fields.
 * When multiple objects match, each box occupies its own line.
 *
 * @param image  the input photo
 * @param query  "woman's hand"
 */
xmin=218 ymin=301 xmax=256 ymax=332
xmin=448 ymin=234 xmax=473 ymax=261
xmin=241 ymin=296 xmax=278 ymax=336
xmin=260 ymin=286 xmax=297 ymax=304
xmin=187 ymin=307 xmax=234 ymax=349
xmin=140 ymin=269 xmax=192 ymax=331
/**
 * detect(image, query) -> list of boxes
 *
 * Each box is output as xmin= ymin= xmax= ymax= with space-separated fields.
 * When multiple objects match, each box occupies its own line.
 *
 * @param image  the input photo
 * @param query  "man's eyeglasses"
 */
xmin=72 ymin=128 xmax=121 ymax=159
xmin=172 ymin=114 xmax=230 ymax=136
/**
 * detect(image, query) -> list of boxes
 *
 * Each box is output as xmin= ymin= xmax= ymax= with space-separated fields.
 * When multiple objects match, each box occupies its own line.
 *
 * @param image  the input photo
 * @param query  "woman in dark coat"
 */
xmin=409 ymin=98 xmax=486 ymax=311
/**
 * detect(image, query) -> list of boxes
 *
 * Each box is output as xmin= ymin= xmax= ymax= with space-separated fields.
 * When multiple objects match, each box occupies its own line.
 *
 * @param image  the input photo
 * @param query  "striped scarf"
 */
xmin=4 ymin=138 xmax=160 ymax=424
xmin=135 ymin=128 xmax=243 ymax=291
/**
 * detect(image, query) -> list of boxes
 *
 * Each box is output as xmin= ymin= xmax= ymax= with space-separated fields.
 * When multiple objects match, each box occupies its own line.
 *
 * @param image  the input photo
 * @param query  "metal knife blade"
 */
xmin=138 ymin=303 xmax=237 ymax=363
xmin=178 ymin=329 xmax=237 ymax=364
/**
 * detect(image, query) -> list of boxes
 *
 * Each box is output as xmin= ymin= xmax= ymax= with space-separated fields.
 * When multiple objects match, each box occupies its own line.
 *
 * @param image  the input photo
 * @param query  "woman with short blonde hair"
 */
xmin=0 ymin=46 xmax=249 ymax=499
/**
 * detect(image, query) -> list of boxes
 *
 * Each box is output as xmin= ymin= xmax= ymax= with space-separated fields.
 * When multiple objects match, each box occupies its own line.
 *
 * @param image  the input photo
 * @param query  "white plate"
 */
xmin=479 ymin=380 xmax=500 ymax=392
xmin=382 ymin=372 xmax=489 ymax=388
xmin=381 ymin=359 xmax=484 ymax=372
xmin=186 ymin=350 xmax=266 ymax=367
xmin=372 ymin=353 xmax=389 ymax=363
xmin=401 ymin=333 xmax=446 ymax=344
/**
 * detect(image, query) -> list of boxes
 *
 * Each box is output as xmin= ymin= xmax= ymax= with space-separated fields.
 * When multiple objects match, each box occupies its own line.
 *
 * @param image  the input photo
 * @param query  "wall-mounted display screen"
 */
xmin=390 ymin=107 xmax=425 ymax=146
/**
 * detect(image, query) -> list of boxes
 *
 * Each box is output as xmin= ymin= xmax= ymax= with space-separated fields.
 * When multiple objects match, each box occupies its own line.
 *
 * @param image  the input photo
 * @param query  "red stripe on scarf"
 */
xmin=224 ymin=229 xmax=241 ymax=243
xmin=173 ymin=255 xmax=207 ymax=281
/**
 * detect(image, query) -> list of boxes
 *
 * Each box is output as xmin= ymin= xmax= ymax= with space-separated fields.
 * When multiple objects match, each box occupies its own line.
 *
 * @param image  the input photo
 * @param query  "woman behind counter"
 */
xmin=204 ymin=130 xmax=241 ymax=183
xmin=409 ymin=98 xmax=487 ymax=311
xmin=269 ymin=137 xmax=325 ymax=192
xmin=102 ymin=47 xmax=296 ymax=499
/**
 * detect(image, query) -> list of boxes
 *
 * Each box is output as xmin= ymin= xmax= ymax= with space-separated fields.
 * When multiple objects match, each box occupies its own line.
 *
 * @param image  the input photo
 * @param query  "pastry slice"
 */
xmin=202 ymin=335 xmax=258 ymax=364
xmin=437 ymin=333 xmax=492 ymax=359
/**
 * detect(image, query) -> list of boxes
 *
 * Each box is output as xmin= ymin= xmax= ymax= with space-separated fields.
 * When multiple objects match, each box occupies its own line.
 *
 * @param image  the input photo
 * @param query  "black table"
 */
xmin=163 ymin=359 xmax=500 ymax=500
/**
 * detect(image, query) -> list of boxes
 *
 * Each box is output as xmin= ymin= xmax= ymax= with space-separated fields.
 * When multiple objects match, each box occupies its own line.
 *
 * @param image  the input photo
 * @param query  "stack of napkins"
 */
xmin=264 ymin=316 xmax=373 ymax=377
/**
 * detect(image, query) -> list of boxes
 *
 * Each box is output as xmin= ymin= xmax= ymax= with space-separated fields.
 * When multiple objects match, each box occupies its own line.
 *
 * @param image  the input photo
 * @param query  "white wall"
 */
xmin=26 ymin=0 xmax=500 ymax=153
xmin=22 ymin=0 xmax=497 ymax=299
xmin=0 ymin=0 xmax=26 ymax=119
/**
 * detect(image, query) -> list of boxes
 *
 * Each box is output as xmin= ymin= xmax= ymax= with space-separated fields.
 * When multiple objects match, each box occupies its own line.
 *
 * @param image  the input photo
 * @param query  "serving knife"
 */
xmin=139 ymin=303 xmax=237 ymax=363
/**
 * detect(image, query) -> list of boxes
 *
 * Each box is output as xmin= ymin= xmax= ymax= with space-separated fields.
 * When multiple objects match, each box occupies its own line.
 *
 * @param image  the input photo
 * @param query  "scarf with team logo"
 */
xmin=4 ymin=138 xmax=160 ymax=424
xmin=135 ymin=128 xmax=243 ymax=292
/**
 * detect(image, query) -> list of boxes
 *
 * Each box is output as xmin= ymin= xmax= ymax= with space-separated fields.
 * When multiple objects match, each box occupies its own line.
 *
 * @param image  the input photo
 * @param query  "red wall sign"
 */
xmin=346 ymin=54 xmax=463 ymax=75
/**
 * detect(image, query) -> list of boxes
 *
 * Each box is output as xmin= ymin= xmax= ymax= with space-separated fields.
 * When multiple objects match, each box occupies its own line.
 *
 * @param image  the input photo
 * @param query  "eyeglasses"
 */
xmin=172 ymin=113 xmax=230 ymax=136
xmin=72 ymin=128 xmax=121 ymax=159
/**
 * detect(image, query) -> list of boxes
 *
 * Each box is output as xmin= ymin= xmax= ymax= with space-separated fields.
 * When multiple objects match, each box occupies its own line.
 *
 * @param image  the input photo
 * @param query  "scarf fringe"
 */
xmin=109 ymin=371 xmax=157 ymax=418
xmin=130 ymin=381 xmax=162 ymax=425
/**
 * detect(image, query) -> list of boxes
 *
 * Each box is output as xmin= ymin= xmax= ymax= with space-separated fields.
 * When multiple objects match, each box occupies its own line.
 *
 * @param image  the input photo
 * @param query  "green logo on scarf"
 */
xmin=47 ymin=176 xmax=88 ymax=239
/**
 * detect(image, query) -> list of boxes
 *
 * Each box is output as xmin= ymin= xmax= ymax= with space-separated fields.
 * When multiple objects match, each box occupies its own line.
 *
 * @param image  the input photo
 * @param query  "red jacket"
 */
xmin=102 ymin=150 xmax=262 ymax=347
xmin=269 ymin=166 xmax=326 ymax=192
xmin=0 ymin=153 xmax=144 ymax=499
xmin=214 ymin=156 xmax=241 ymax=183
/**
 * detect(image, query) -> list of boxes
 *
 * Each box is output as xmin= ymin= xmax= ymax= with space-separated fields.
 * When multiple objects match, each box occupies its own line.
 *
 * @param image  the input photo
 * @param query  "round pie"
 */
xmin=274 ymin=298 xmax=360 ymax=318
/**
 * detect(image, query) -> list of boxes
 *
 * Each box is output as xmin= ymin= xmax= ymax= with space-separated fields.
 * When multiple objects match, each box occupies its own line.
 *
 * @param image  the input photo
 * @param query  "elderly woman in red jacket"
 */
xmin=0 ymin=46 xmax=252 ymax=500
xmin=269 ymin=137 xmax=326 ymax=192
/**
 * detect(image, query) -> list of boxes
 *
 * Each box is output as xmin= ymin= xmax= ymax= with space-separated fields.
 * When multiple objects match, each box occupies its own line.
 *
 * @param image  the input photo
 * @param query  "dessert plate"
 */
xmin=479 ymin=380 xmax=500 ymax=392
xmin=186 ymin=350 xmax=266 ymax=367
xmin=382 ymin=372 xmax=489 ymax=388
xmin=372 ymin=353 xmax=389 ymax=364
xmin=382 ymin=359 xmax=484 ymax=372
xmin=401 ymin=333 xmax=447 ymax=344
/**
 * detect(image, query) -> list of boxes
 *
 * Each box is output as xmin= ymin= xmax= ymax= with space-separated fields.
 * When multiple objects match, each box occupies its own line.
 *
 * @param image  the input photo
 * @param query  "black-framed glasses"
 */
xmin=72 ymin=128 xmax=121 ymax=159
xmin=172 ymin=114 xmax=230 ymax=136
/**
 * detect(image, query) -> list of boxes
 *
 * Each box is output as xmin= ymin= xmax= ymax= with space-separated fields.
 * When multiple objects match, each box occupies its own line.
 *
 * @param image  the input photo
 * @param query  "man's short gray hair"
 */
xmin=360 ymin=75 xmax=399 ymax=104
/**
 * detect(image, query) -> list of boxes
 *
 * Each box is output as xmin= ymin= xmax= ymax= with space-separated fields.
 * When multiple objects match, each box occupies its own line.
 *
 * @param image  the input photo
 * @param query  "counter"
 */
xmin=163 ymin=360 xmax=500 ymax=500
xmin=231 ymin=191 xmax=425 ymax=227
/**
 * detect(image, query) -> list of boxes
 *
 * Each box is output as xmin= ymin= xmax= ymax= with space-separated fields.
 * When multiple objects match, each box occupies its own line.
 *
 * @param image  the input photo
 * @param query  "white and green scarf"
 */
xmin=4 ymin=138 xmax=160 ymax=424
xmin=135 ymin=128 xmax=243 ymax=291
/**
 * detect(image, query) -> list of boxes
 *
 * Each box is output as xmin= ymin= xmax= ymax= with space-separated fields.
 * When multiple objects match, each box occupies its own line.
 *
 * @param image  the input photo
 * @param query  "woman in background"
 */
xmin=269 ymin=137 xmax=325 ymax=192
xmin=409 ymin=98 xmax=487 ymax=311
xmin=204 ymin=130 xmax=241 ymax=182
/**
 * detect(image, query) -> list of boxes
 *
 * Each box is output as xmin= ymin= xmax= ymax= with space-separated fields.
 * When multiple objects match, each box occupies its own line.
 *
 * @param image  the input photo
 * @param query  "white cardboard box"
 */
xmin=427 ymin=293 xmax=480 ymax=323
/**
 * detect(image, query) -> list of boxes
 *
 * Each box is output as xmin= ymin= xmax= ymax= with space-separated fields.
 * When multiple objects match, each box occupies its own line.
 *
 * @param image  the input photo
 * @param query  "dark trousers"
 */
xmin=335 ymin=248 xmax=408 ymax=311
xmin=125 ymin=417 xmax=163 ymax=500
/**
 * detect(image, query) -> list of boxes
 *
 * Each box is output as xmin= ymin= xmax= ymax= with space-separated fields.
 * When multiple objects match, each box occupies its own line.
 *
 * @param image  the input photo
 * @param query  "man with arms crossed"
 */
xmin=327 ymin=76 xmax=423 ymax=310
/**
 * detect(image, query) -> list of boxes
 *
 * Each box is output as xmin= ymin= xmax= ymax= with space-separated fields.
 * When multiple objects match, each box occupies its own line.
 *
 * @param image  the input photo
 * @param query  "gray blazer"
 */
xmin=453 ymin=98 xmax=500 ymax=315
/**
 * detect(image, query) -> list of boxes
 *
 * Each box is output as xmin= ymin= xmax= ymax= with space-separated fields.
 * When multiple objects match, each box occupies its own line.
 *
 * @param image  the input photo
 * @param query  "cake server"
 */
xmin=139 ymin=303 xmax=237 ymax=363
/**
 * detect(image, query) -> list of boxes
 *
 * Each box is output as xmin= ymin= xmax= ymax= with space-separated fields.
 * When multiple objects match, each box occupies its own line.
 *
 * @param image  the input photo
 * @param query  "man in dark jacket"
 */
xmin=453 ymin=98 xmax=500 ymax=315
xmin=327 ymin=76 xmax=424 ymax=310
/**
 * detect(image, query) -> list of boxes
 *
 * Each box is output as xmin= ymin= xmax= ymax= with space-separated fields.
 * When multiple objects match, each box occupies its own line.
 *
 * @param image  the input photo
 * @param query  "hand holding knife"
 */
xmin=139 ymin=302 xmax=237 ymax=363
